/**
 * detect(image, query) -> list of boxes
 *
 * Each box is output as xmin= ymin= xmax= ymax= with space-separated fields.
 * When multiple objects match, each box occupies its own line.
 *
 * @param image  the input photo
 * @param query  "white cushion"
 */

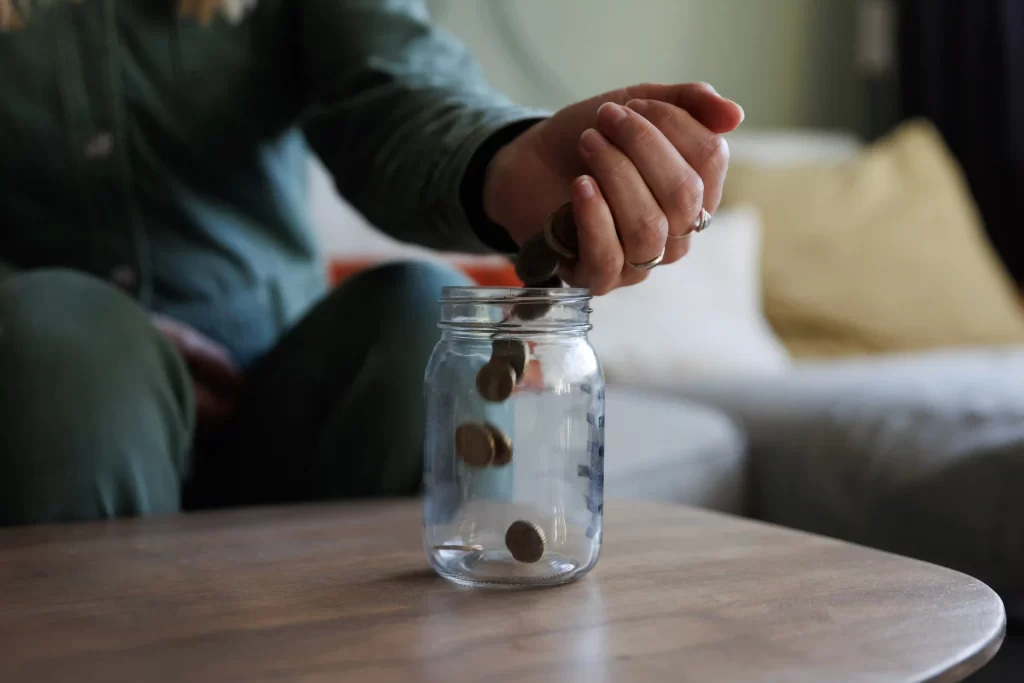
xmin=588 ymin=204 xmax=791 ymax=388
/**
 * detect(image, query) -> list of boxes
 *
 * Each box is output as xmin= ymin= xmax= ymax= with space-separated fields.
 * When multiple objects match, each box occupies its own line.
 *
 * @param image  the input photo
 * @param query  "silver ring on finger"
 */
xmin=694 ymin=208 xmax=713 ymax=233
xmin=626 ymin=247 xmax=666 ymax=272
xmin=668 ymin=208 xmax=712 ymax=240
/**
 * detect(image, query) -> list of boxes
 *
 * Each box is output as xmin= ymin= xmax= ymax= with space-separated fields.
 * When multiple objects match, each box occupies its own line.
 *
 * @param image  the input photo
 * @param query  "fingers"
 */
xmin=625 ymin=99 xmax=730 ymax=213
xmin=568 ymin=175 xmax=620 ymax=295
xmin=595 ymin=101 xmax=705 ymax=240
xmin=578 ymin=127 xmax=667 ymax=272
xmin=621 ymin=82 xmax=744 ymax=134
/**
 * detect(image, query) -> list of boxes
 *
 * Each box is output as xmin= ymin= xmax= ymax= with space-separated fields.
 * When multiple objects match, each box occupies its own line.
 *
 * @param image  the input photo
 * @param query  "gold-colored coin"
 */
xmin=455 ymin=423 xmax=495 ymax=467
xmin=491 ymin=338 xmax=529 ymax=378
xmin=505 ymin=520 xmax=546 ymax=563
xmin=543 ymin=202 xmax=578 ymax=260
xmin=433 ymin=544 xmax=483 ymax=552
xmin=485 ymin=423 xmax=514 ymax=466
xmin=515 ymin=232 xmax=559 ymax=285
xmin=475 ymin=360 xmax=517 ymax=402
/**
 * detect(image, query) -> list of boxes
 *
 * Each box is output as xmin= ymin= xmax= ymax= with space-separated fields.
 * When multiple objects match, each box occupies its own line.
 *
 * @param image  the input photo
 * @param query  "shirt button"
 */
xmin=84 ymin=132 xmax=114 ymax=160
xmin=110 ymin=265 xmax=138 ymax=291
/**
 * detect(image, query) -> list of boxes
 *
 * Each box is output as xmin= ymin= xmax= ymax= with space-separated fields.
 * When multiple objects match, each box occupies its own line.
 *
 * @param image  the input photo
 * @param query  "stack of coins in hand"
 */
xmin=512 ymin=202 xmax=578 ymax=320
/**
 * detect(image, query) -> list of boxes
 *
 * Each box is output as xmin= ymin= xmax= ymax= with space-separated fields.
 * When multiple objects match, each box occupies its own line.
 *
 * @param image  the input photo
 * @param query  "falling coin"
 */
xmin=455 ymin=422 xmax=495 ymax=467
xmin=475 ymin=359 xmax=517 ymax=402
xmin=505 ymin=520 xmax=546 ymax=563
xmin=514 ymin=275 xmax=562 ymax=321
xmin=543 ymin=202 xmax=578 ymax=260
xmin=491 ymin=338 xmax=529 ymax=378
xmin=515 ymin=232 xmax=559 ymax=285
xmin=486 ymin=423 xmax=514 ymax=466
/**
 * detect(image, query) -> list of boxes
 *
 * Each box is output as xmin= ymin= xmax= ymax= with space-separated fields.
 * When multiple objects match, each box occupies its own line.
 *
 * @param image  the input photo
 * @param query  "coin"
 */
xmin=433 ymin=544 xmax=484 ymax=552
xmin=544 ymin=202 xmax=578 ymax=260
xmin=475 ymin=359 xmax=517 ymax=402
xmin=485 ymin=423 xmax=514 ymax=466
xmin=505 ymin=520 xmax=546 ymax=563
xmin=491 ymin=338 xmax=529 ymax=378
xmin=514 ymin=275 xmax=562 ymax=321
xmin=455 ymin=423 xmax=495 ymax=467
xmin=515 ymin=232 xmax=559 ymax=285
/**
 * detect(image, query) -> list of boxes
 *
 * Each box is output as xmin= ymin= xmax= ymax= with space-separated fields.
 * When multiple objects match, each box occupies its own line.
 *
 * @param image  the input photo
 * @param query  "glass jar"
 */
xmin=423 ymin=285 xmax=605 ymax=588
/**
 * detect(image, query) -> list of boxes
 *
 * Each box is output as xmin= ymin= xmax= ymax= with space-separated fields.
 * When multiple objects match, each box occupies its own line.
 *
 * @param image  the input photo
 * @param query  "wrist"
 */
xmin=482 ymin=140 xmax=520 ymax=239
xmin=460 ymin=118 xmax=544 ymax=253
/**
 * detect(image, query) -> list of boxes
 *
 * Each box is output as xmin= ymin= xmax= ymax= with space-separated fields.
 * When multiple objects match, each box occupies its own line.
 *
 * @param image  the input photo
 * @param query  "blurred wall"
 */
xmin=314 ymin=0 xmax=868 ymax=257
xmin=432 ymin=0 xmax=867 ymax=131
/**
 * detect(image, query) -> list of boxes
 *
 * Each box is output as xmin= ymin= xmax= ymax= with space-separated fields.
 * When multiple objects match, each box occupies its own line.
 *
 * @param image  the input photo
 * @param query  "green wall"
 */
xmin=433 ymin=0 xmax=867 ymax=133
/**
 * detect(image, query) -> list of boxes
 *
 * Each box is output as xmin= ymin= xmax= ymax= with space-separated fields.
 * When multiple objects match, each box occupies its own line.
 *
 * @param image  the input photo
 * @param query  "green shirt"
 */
xmin=0 ymin=0 xmax=542 ymax=361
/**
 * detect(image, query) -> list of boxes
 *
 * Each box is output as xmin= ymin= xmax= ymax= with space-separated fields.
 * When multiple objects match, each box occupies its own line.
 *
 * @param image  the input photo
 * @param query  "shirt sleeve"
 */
xmin=298 ymin=0 xmax=549 ymax=254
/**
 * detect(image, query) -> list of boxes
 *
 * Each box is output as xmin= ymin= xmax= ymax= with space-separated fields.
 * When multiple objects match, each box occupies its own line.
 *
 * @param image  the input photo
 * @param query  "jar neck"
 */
xmin=438 ymin=286 xmax=592 ymax=339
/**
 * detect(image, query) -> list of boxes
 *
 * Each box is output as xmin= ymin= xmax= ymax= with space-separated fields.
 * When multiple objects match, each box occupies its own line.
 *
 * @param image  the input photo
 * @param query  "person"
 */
xmin=0 ymin=0 xmax=743 ymax=525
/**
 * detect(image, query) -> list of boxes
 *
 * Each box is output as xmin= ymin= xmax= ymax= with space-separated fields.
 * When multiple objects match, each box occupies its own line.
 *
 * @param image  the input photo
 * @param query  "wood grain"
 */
xmin=0 ymin=500 xmax=1004 ymax=683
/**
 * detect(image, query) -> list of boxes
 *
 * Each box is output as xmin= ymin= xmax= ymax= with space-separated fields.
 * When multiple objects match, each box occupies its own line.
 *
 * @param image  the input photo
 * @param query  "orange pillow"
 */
xmin=329 ymin=258 xmax=521 ymax=288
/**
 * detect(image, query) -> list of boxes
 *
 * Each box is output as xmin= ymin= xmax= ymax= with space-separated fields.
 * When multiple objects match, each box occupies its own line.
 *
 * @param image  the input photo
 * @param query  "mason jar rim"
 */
xmin=438 ymin=285 xmax=592 ymax=305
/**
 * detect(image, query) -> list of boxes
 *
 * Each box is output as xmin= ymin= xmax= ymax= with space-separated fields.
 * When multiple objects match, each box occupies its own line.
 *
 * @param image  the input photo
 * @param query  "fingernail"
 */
xmin=575 ymin=176 xmax=596 ymax=199
xmin=597 ymin=102 xmax=627 ymax=126
xmin=579 ymin=128 xmax=603 ymax=154
xmin=625 ymin=99 xmax=647 ymax=113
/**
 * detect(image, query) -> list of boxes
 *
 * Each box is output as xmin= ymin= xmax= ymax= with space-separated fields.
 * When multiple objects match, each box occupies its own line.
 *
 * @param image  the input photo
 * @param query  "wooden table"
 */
xmin=0 ymin=501 xmax=1004 ymax=682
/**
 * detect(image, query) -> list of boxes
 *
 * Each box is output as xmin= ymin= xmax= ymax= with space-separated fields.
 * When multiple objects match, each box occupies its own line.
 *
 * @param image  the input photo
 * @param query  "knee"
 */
xmin=339 ymin=260 xmax=473 ymax=353
xmin=0 ymin=269 xmax=194 ymax=524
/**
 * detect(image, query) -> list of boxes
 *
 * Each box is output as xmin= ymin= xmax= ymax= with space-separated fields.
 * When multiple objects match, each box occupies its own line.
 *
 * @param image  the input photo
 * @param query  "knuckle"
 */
xmin=606 ymin=155 xmax=634 ymax=181
xmin=697 ymin=135 xmax=730 ymax=174
xmin=627 ymin=119 xmax=657 ymax=147
xmin=671 ymin=171 xmax=704 ymax=213
xmin=597 ymin=248 xmax=623 ymax=276
xmin=635 ymin=211 xmax=670 ymax=244
xmin=669 ymin=173 xmax=703 ymax=214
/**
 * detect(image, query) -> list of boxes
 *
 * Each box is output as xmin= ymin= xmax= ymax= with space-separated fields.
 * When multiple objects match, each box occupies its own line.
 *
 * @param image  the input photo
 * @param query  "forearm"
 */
xmin=299 ymin=0 xmax=546 ymax=254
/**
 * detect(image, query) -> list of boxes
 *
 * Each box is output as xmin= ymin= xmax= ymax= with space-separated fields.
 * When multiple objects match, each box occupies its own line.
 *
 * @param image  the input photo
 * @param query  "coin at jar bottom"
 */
xmin=515 ymin=232 xmax=560 ymax=285
xmin=491 ymin=338 xmax=529 ymax=378
xmin=485 ymin=423 xmax=513 ymax=466
xmin=475 ymin=359 xmax=517 ymax=402
xmin=455 ymin=423 xmax=495 ymax=467
xmin=505 ymin=520 xmax=546 ymax=563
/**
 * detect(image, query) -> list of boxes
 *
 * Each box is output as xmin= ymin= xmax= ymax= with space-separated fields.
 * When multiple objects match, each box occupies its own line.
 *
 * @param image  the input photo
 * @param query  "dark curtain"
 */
xmin=898 ymin=0 xmax=1024 ymax=282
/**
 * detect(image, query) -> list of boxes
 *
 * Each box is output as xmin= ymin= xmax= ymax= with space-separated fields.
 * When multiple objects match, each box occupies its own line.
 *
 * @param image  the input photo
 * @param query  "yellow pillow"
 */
xmin=722 ymin=120 xmax=1024 ymax=358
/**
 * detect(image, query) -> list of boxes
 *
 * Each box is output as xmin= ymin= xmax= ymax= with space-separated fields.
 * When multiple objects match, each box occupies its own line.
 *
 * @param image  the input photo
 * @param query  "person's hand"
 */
xmin=483 ymin=82 xmax=744 ymax=294
xmin=151 ymin=314 xmax=241 ymax=427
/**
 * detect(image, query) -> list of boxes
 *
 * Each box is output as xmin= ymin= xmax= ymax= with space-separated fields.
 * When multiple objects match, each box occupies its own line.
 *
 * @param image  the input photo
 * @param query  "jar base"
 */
xmin=430 ymin=549 xmax=590 ymax=589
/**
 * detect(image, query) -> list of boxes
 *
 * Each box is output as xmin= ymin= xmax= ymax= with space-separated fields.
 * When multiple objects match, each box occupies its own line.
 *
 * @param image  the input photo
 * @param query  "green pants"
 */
xmin=0 ymin=262 xmax=471 ymax=526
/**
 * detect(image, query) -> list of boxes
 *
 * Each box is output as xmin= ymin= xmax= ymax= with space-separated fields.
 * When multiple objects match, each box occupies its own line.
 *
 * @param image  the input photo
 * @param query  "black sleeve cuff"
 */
xmin=459 ymin=117 xmax=546 ymax=254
